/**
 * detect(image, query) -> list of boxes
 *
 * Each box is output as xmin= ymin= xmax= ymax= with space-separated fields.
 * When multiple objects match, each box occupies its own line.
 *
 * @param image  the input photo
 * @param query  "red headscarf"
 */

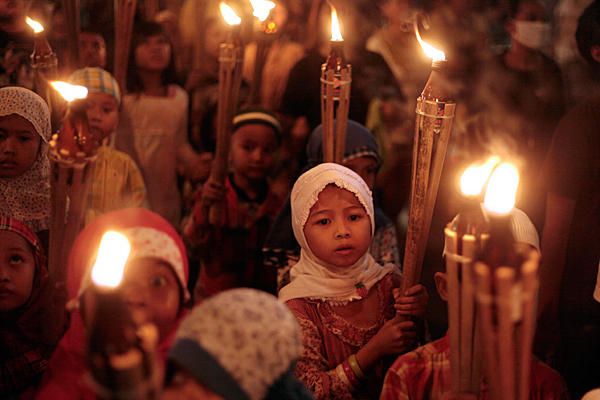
xmin=37 ymin=208 xmax=189 ymax=400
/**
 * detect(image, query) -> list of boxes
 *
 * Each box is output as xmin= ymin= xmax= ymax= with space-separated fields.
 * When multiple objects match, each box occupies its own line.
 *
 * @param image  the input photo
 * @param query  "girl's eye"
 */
xmin=349 ymin=214 xmax=362 ymax=221
xmin=242 ymin=143 xmax=256 ymax=152
xmin=150 ymin=275 xmax=167 ymax=288
xmin=316 ymin=218 xmax=330 ymax=226
xmin=19 ymin=136 xmax=31 ymax=143
xmin=102 ymin=107 xmax=113 ymax=114
xmin=9 ymin=254 xmax=24 ymax=264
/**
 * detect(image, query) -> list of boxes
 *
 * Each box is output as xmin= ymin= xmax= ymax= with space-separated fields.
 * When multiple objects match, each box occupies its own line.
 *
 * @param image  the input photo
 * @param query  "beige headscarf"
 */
xmin=0 ymin=87 xmax=51 ymax=232
xmin=279 ymin=163 xmax=395 ymax=303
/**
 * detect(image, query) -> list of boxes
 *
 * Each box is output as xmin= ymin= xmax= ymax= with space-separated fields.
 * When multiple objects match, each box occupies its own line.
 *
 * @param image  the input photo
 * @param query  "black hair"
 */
xmin=126 ymin=20 xmax=179 ymax=94
xmin=576 ymin=0 xmax=600 ymax=66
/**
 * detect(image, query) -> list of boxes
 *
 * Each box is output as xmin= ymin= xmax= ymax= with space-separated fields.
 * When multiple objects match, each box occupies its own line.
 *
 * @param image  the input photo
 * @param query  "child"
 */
xmin=0 ymin=217 xmax=64 ymax=398
xmin=184 ymin=108 xmax=284 ymax=300
xmin=36 ymin=208 xmax=190 ymax=399
xmin=380 ymin=209 xmax=569 ymax=400
xmin=68 ymin=67 xmax=147 ymax=225
xmin=279 ymin=163 xmax=427 ymax=399
xmin=116 ymin=21 xmax=200 ymax=226
xmin=264 ymin=120 xmax=401 ymax=290
xmin=0 ymin=87 xmax=51 ymax=243
xmin=163 ymin=288 xmax=313 ymax=400
xmin=77 ymin=31 xmax=107 ymax=69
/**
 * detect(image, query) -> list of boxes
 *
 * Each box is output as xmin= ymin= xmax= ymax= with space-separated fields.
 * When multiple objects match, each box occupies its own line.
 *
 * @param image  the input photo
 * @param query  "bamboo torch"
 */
xmin=320 ymin=4 xmax=351 ymax=163
xmin=114 ymin=0 xmax=138 ymax=91
xmin=473 ymin=163 xmax=540 ymax=400
xmin=400 ymin=14 xmax=455 ymax=294
xmin=85 ymin=231 xmax=161 ymax=399
xmin=206 ymin=2 xmax=244 ymax=225
xmin=444 ymin=157 xmax=499 ymax=396
xmin=48 ymin=82 xmax=99 ymax=289
xmin=248 ymin=0 xmax=276 ymax=105
xmin=61 ymin=0 xmax=81 ymax=72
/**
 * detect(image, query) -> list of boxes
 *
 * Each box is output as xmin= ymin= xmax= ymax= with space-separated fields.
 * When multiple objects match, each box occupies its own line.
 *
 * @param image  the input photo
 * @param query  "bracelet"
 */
xmin=348 ymin=354 xmax=365 ymax=379
xmin=342 ymin=360 xmax=360 ymax=388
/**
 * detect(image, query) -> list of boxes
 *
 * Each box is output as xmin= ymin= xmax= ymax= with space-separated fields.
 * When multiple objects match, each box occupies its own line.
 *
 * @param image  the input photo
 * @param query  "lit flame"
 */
xmin=460 ymin=156 xmax=500 ymax=196
xmin=91 ymin=231 xmax=131 ymax=289
xmin=330 ymin=6 xmax=343 ymax=42
xmin=483 ymin=163 xmax=519 ymax=215
xmin=50 ymin=81 xmax=88 ymax=102
xmin=250 ymin=0 xmax=275 ymax=22
xmin=26 ymin=17 xmax=44 ymax=34
xmin=219 ymin=2 xmax=241 ymax=26
xmin=415 ymin=23 xmax=445 ymax=62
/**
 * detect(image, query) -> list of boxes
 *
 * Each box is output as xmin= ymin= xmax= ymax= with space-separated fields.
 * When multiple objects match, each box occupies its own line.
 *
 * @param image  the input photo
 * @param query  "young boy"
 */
xmin=67 ymin=68 xmax=147 ymax=225
xmin=78 ymin=31 xmax=107 ymax=69
xmin=183 ymin=108 xmax=284 ymax=300
xmin=380 ymin=209 xmax=569 ymax=400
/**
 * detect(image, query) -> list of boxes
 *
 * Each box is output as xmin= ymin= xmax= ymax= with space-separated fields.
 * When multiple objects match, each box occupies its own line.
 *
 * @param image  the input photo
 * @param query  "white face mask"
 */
xmin=513 ymin=21 xmax=551 ymax=50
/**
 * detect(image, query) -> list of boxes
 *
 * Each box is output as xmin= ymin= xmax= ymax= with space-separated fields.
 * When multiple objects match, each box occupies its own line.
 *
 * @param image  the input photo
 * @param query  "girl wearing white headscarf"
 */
xmin=280 ymin=163 xmax=427 ymax=400
xmin=0 ymin=87 xmax=51 ymax=236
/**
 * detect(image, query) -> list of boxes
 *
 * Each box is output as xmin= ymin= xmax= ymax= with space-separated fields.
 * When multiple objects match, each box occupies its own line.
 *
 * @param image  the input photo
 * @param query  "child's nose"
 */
xmin=1 ymin=137 xmax=17 ymax=154
xmin=334 ymin=220 xmax=351 ymax=239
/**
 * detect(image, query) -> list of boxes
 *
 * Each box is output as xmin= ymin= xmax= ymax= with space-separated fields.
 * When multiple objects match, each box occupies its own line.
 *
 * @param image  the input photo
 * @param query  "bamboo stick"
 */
xmin=518 ymin=253 xmax=539 ymax=400
xmin=61 ymin=0 xmax=80 ymax=71
xmin=444 ymin=227 xmax=461 ymax=393
xmin=459 ymin=234 xmax=476 ymax=392
xmin=323 ymin=69 xmax=335 ymax=163
xmin=144 ymin=0 xmax=159 ymax=20
xmin=333 ymin=67 xmax=351 ymax=163
xmin=496 ymin=267 xmax=516 ymax=400
xmin=114 ymin=0 xmax=138 ymax=91
xmin=49 ymin=162 xmax=69 ymax=282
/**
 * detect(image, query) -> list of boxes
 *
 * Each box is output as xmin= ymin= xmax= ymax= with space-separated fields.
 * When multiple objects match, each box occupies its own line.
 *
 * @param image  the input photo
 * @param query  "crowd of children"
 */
xmin=0 ymin=0 xmax=599 ymax=398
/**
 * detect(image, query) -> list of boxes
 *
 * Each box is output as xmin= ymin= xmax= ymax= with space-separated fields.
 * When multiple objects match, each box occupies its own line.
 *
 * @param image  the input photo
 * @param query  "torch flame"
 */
xmin=219 ymin=2 xmax=241 ymax=26
xmin=414 ymin=19 xmax=445 ymax=62
xmin=91 ymin=231 xmax=131 ymax=289
xmin=250 ymin=0 xmax=276 ymax=22
xmin=483 ymin=163 xmax=519 ymax=216
xmin=330 ymin=6 xmax=343 ymax=42
xmin=460 ymin=156 xmax=500 ymax=197
xmin=50 ymin=81 xmax=88 ymax=102
xmin=26 ymin=17 xmax=44 ymax=34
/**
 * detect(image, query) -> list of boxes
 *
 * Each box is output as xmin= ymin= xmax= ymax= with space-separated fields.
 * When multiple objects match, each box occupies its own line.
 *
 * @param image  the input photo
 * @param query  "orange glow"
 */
xmin=330 ymin=6 xmax=343 ymax=42
xmin=219 ymin=2 xmax=241 ymax=26
xmin=26 ymin=17 xmax=44 ymax=34
xmin=50 ymin=81 xmax=88 ymax=102
xmin=483 ymin=163 xmax=519 ymax=215
xmin=414 ymin=22 xmax=445 ymax=61
xmin=460 ymin=156 xmax=500 ymax=197
xmin=91 ymin=231 xmax=131 ymax=289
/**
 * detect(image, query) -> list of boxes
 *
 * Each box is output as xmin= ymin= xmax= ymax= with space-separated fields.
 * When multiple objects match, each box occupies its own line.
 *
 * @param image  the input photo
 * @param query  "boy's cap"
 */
xmin=68 ymin=67 xmax=121 ymax=105
xmin=232 ymin=108 xmax=282 ymax=139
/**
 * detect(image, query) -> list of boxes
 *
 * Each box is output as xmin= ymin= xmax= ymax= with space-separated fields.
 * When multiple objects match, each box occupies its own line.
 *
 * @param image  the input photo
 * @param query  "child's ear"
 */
xmin=434 ymin=272 xmax=448 ymax=302
xmin=591 ymin=45 xmax=600 ymax=64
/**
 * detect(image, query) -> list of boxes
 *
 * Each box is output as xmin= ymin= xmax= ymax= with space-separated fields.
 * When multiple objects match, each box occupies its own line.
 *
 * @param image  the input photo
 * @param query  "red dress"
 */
xmin=286 ymin=273 xmax=397 ymax=400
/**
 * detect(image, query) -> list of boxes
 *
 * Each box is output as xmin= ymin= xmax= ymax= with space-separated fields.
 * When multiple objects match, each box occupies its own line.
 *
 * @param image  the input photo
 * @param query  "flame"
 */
xmin=483 ymin=163 xmax=519 ymax=215
xmin=50 ymin=81 xmax=88 ymax=102
xmin=415 ymin=23 xmax=445 ymax=62
xmin=250 ymin=0 xmax=276 ymax=22
xmin=460 ymin=156 xmax=500 ymax=196
xmin=91 ymin=231 xmax=131 ymax=289
xmin=26 ymin=17 xmax=44 ymax=34
xmin=219 ymin=2 xmax=241 ymax=26
xmin=330 ymin=6 xmax=343 ymax=42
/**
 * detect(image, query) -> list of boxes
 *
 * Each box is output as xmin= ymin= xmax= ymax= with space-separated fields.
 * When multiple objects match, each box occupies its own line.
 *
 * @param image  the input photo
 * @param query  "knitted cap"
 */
xmin=169 ymin=289 xmax=302 ymax=400
xmin=232 ymin=108 xmax=282 ymax=138
xmin=0 ymin=86 xmax=51 ymax=142
xmin=68 ymin=67 xmax=121 ymax=105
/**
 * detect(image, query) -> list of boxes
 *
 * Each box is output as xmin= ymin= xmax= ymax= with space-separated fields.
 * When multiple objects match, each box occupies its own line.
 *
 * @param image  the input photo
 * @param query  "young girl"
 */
xmin=163 ymin=288 xmax=313 ymax=400
xmin=0 ymin=217 xmax=63 ymax=398
xmin=265 ymin=120 xmax=400 ymax=289
xmin=37 ymin=208 xmax=190 ymax=399
xmin=0 ymin=87 xmax=51 ymax=243
xmin=116 ymin=21 xmax=199 ymax=226
xmin=280 ymin=163 xmax=427 ymax=399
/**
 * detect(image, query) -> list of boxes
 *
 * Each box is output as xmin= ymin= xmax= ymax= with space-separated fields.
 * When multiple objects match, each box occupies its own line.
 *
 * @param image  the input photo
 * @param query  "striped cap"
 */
xmin=232 ymin=108 xmax=282 ymax=138
xmin=68 ymin=67 xmax=121 ymax=105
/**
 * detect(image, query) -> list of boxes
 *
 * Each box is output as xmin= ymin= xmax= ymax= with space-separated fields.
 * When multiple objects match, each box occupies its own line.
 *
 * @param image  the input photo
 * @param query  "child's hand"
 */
xmin=368 ymin=317 xmax=417 ymax=357
xmin=393 ymin=284 xmax=429 ymax=317
xmin=201 ymin=179 xmax=226 ymax=203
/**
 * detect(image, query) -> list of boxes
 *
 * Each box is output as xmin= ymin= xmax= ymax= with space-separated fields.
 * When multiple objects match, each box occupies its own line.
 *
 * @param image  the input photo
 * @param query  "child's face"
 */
xmin=304 ymin=185 xmax=372 ymax=268
xmin=120 ymin=257 xmax=181 ymax=340
xmin=343 ymin=156 xmax=378 ymax=190
xmin=162 ymin=368 xmax=223 ymax=400
xmin=78 ymin=32 xmax=107 ymax=68
xmin=85 ymin=92 xmax=119 ymax=141
xmin=0 ymin=114 xmax=41 ymax=179
xmin=0 ymin=231 xmax=35 ymax=312
xmin=230 ymin=124 xmax=277 ymax=181
xmin=135 ymin=34 xmax=171 ymax=72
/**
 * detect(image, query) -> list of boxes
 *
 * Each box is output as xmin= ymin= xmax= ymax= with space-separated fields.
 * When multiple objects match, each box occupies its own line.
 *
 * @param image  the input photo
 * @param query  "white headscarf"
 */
xmin=0 ymin=87 xmax=51 ymax=232
xmin=279 ymin=163 xmax=395 ymax=303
